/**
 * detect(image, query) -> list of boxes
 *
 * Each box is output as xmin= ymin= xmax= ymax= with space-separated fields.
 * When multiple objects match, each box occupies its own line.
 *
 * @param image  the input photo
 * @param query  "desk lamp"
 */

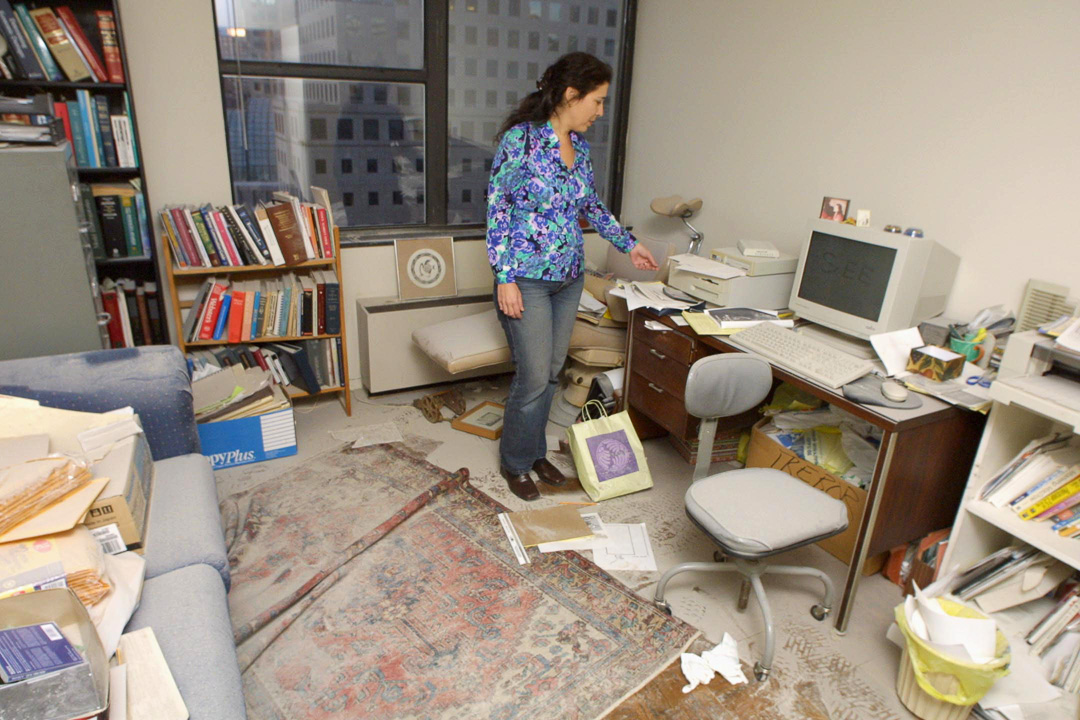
xmin=651 ymin=195 xmax=704 ymax=255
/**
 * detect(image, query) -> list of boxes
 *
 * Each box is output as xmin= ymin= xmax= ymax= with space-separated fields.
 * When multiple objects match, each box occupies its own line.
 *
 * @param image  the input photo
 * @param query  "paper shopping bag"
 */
xmin=566 ymin=401 xmax=653 ymax=502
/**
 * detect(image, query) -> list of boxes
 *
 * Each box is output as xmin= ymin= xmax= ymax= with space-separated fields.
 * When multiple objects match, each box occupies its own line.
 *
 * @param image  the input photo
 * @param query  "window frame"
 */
xmin=215 ymin=0 xmax=638 ymax=239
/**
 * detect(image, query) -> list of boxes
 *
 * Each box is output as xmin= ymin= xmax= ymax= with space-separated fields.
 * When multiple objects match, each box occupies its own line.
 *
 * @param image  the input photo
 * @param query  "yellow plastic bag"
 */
xmin=894 ymin=599 xmax=1010 ymax=706
xmin=567 ymin=400 xmax=652 ymax=502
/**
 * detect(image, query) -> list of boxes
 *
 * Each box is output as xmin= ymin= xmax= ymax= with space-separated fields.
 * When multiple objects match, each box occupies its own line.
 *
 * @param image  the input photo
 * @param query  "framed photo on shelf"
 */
xmin=820 ymin=196 xmax=850 ymax=222
xmin=394 ymin=236 xmax=457 ymax=300
xmin=451 ymin=401 xmax=505 ymax=440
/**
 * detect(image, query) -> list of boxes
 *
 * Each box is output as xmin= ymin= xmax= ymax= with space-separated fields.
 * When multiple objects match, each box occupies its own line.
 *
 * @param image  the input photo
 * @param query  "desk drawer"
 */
xmin=633 ymin=313 xmax=696 ymax=365
xmin=631 ymin=340 xmax=687 ymax=397
xmin=627 ymin=370 xmax=692 ymax=438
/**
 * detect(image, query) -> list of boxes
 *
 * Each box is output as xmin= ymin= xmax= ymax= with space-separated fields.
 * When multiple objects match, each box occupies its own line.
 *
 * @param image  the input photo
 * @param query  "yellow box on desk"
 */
xmin=745 ymin=419 xmax=879 ymax=574
xmin=906 ymin=345 xmax=964 ymax=382
xmin=82 ymin=434 xmax=154 ymax=554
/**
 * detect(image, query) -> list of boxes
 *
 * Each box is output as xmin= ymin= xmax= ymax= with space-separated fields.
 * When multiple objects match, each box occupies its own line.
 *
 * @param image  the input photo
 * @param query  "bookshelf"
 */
xmin=0 ymin=0 xmax=168 ymax=345
xmin=161 ymin=227 xmax=352 ymax=417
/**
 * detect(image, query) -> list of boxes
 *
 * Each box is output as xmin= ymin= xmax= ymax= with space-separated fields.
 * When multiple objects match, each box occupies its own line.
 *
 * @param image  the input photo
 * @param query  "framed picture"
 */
xmin=451 ymin=401 xmax=505 ymax=440
xmin=820 ymin=197 xmax=850 ymax=222
xmin=394 ymin=236 xmax=457 ymax=300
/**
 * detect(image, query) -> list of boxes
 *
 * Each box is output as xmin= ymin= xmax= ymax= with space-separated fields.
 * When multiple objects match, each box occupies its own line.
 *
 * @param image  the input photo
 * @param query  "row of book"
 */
xmin=100 ymin=278 xmax=166 ymax=349
xmin=80 ymin=180 xmax=151 ymax=259
xmin=0 ymin=3 xmax=122 ymax=83
xmin=979 ymin=433 xmax=1080 ymax=534
xmin=161 ymin=188 xmax=337 ymax=269
xmin=182 ymin=271 xmax=341 ymax=345
xmin=187 ymin=338 xmax=344 ymax=396
xmin=1027 ymin=577 xmax=1080 ymax=692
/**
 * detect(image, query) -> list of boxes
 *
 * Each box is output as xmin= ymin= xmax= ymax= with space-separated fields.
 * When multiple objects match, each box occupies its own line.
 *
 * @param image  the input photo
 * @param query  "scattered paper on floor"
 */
xmin=591 ymin=522 xmax=657 ymax=572
xmin=536 ymin=512 xmax=609 ymax=553
xmin=680 ymin=633 xmax=747 ymax=692
xmin=349 ymin=422 xmax=405 ymax=448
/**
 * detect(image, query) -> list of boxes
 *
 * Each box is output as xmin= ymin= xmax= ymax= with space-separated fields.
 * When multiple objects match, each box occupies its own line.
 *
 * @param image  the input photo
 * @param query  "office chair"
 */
xmin=653 ymin=353 xmax=848 ymax=681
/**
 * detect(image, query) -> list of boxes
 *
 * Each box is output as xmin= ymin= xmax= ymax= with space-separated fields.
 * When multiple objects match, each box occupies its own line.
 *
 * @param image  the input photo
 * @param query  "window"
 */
xmin=217 ymin=0 xmax=633 ymax=228
xmin=367 ymin=158 xmax=378 ymax=173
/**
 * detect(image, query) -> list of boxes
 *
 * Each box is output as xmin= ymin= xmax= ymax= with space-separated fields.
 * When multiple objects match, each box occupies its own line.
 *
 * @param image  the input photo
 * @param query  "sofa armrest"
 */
xmin=0 ymin=346 xmax=199 ymax=460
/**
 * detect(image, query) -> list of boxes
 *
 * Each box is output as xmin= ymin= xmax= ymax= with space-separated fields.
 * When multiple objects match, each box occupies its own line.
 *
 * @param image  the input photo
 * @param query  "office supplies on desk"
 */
xmin=710 ymin=246 xmax=798 ymax=276
xmin=736 ymin=238 xmax=780 ymax=258
xmin=870 ymin=327 xmax=925 ymax=376
xmin=841 ymin=375 xmax=923 ymax=408
xmin=729 ymin=322 xmax=874 ymax=388
xmin=706 ymin=307 xmax=793 ymax=329
xmin=668 ymin=262 xmax=793 ymax=309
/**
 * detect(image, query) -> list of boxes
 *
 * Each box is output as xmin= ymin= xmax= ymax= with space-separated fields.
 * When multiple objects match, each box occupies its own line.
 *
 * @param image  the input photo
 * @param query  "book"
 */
xmin=198 ymin=281 xmax=227 ymax=340
xmin=159 ymin=210 xmax=187 ymax=267
xmin=299 ymin=275 xmax=314 ymax=336
xmin=0 ymin=622 xmax=84 ymax=683
xmin=92 ymin=191 xmax=126 ymax=258
xmin=13 ymin=3 xmax=63 ymax=81
xmin=52 ymin=100 xmax=73 ymax=146
xmin=233 ymin=204 xmax=273 ymax=263
xmin=269 ymin=342 xmax=321 ymax=393
xmin=52 ymin=10 xmax=96 ymax=82
xmin=131 ymin=182 xmax=151 ymax=256
xmin=94 ymin=9 xmax=123 ymax=83
xmin=110 ymin=114 xmax=135 ymax=167
xmin=1020 ymin=474 xmax=1080 ymax=520
xmin=322 ymin=270 xmax=340 ymax=335
xmin=181 ymin=278 xmax=213 ymax=341
xmin=1035 ymin=491 xmax=1080 ymax=521
xmin=273 ymin=192 xmax=316 ymax=259
xmin=980 ymin=433 xmax=1070 ymax=502
xmin=1011 ymin=458 xmax=1080 ymax=514
xmin=76 ymin=89 xmax=101 ymax=167
xmin=227 ymin=290 xmax=246 ymax=343
xmin=169 ymin=206 xmax=205 ymax=266
xmin=188 ymin=207 xmax=223 ymax=267
xmin=224 ymin=205 xmax=266 ymax=266
xmin=64 ymin=99 xmax=89 ymax=166
xmin=28 ymin=7 xmax=89 ymax=81
xmin=0 ymin=0 xmax=45 ymax=79
xmin=212 ymin=292 xmax=232 ymax=341
xmin=253 ymin=203 xmax=287 ymax=266
xmin=55 ymin=6 xmax=106 ymax=81
xmin=265 ymin=202 xmax=308 ymax=265
xmin=100 ymin=279 xmax=125 ymax=347
xmin=706 ymin=306 xmax=794 ymax=329
xmin=122 ymin=279 xmax=143 ymax=345
xmin=93 ymin=96 xmax=118 ymax=166
xmin=135 ymin=285 xmax=152 ymax=345
xmin=144 ymin=282 xmax=165 ymax=344
xmin=78 ymin=182 xmax=106 ymax=259
xmin=315 ymin=273 xmax=326 ymax=334
xmin=116 ymin=279 xmax=134 ymax=347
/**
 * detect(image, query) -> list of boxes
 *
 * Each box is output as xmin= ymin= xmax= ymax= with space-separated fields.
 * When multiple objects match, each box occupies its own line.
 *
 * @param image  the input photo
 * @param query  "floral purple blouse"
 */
xmin=486 ymin=121 xmax=636 ymax=284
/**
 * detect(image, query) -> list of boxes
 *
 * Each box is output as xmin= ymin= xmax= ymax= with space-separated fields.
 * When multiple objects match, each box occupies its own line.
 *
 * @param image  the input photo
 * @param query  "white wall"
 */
xmin=623 ymin=0 xmax=1080 ymax=319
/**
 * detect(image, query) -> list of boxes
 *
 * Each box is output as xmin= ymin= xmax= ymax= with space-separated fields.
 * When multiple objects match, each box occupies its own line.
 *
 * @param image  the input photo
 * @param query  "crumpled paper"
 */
xmin=680 ymin=633 xmax=748 ymax=692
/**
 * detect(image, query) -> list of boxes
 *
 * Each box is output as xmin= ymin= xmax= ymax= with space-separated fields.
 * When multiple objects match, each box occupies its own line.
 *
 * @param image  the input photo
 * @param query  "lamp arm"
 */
xmin=681 ymin=216 xmax=704 ymax=255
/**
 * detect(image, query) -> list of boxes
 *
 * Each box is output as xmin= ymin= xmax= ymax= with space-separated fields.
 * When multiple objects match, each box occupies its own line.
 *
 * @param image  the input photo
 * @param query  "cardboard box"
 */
xmin=745 ymin=419 xmax=882 ymax=575
xmin=198 ymin=407 xmax=297 ymax=469
xmin=906 ymin=345 xmax=964 ymax=381
xmin=83 ymin=434 xmax=153 ymax=554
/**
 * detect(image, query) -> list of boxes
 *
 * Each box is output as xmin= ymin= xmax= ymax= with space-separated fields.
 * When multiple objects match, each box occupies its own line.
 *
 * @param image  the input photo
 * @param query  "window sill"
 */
xmin=340 ymin=224 xmax=486 ymax=248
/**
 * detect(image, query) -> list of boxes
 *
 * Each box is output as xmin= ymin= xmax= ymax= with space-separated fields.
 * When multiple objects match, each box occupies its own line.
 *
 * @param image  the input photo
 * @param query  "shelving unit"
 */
xmin=161 ymin=228 xmax=352 ymax=416
xmin=0 ymin=0 xmax=168 ymax=344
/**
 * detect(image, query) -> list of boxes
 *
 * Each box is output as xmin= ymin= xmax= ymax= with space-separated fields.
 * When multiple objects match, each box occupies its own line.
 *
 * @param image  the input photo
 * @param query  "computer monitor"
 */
xmin=788 ymin=219 xmax=959 ymax=339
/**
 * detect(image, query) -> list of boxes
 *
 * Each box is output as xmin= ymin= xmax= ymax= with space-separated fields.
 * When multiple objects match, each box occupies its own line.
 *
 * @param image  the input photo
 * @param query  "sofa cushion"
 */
xmin=144 ymin=454 xmax=230 ymax=590
xmin=125 ymin=563 xmax=245 ymax=720
xmin=412 ymin=308 xmax=512 ymax=373
xmin=0 ymin=347 xmax=199 ymax=461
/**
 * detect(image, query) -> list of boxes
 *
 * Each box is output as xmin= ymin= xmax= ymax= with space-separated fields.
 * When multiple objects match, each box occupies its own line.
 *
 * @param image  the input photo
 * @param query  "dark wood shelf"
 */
xmin=77 ymin=166 xmax=141 ymax=176
xmin=0 ymin=79 xmax=126 ymax=91
xmin=96 ymin=256 xmax=153 ymax=265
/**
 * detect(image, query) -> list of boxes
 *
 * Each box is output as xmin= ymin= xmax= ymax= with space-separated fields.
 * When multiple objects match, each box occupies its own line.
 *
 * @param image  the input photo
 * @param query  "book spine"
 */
xmin=53 ymin=101 xmax=73 ymax=146
xmin=53 ymin=11 xmax=96 ymax=81
xmin=133 ymin=191 xmax=151 ymax=256
xmin=315 ymin=206 xmax=333 ymax=258
xmin=227 ymin=290 xmax=246 ymax=343
xmin=0 ymin=0 xmax=44 ymax=79
xmin=28 ymin=7 xmax=89 ymax=81
xmin=93 ymin=96 xmax=118 ymax=167
xmin=118 ymin=194 xmax=140 ymax=256
xmin=1052 ymin=511 xmax=1080 ymax=532
xmin=1021 ymin=476 xmax=1080 ymax=520
xmin=122 ymin=92 xmax=139 ymax=167
xmin=190 ymin=209 xmax=224 ymax=267
xmin=55 ymin=6 xmax=107 ymax=81
xmin=336 ymin=337 xmax=344 ymax=386
xmin=145 ymin=286 xmax=165 ymax=344
xmin=78 ymin=183 xmax=106 ymax=259
xmin=64 ymin=100 xmax=89 ymax=166
xmin=316 ymin=279 xmax=326 ymax=335
xmin=135 ymin=287 xmax=152 ymax=345
xmin=13 ymin=4 xmax=62 ymax=80
xmin=94 ymin=9 xmax=123 ymax=83
xmin=110 ymin=115 xmax=134 ymax=167
xmin=167 ymin=207 xmax=198 ymax=266
xmin=123 ymin=286 xmax=143 ymax=345
xmin=76 ymin=90 xmax=101 ymax=167
xmin=1035 ymin=492 xmax=1080 ymax=521
xmin=213 ymin=293 xmax=232 ymax=341
xmin=100 ymin=288 xmax=124 ymax=347
xmin=198 ymin=284 xmax=224 ymax=340
xmin=212 ymin=209 xmax=244 ymax=266
xmin=94 ymin=193 xmax=125 ymax=257
xmin=324 ymin=280 xmax=340 ymax=335
xmin=249 ymin=291 xmax=261 ymax=339
xmin=159 ymin=210 xmax=186 ymax=267
xmin=235 ymin=205 xmax=271 ymax=261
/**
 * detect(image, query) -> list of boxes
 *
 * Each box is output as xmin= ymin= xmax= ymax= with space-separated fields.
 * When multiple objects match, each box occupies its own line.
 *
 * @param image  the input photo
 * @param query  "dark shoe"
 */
xmin=532 ymin=458 xmax=567 ymax=486
xmin=501 ymin=466 xmax=540 ymax=501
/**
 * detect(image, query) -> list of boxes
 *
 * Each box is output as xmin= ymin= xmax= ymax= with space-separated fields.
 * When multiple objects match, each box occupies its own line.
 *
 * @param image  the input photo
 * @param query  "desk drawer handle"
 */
xmin=648 ymin=348 xmax=667 ymax=360
xmin=647 ymin=382 xmax=665 ymax=394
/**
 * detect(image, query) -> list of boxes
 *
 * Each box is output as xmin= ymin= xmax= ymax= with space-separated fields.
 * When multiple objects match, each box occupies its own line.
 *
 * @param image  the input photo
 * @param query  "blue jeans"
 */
xmin=495 ymin=274 xmax=584 ymax=474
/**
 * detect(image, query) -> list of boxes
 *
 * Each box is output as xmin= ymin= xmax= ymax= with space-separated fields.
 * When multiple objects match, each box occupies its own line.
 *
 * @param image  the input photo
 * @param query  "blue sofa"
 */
xmin=0 ymin=346 xmax=245 ymax=720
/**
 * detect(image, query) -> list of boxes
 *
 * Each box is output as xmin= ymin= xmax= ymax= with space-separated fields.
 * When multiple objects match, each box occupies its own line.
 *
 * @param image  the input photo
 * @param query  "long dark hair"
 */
xmin=497 ymin=52 xmax=612 ymax=139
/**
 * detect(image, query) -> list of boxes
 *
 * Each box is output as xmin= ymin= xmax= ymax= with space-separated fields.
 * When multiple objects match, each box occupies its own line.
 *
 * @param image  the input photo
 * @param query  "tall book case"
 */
xmin=161 ymin=228 xmax=352 ymax=417
xmin=0 ymin=0 xmax=168 ymax=346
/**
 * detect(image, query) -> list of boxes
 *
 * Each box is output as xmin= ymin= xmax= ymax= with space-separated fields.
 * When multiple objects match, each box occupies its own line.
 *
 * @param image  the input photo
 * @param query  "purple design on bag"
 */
xmin=586 ymin=430 xmax=639 ymax=482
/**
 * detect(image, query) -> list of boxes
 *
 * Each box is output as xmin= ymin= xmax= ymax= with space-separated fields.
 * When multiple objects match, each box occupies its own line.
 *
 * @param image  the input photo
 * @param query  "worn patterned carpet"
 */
xmin=222 ymin=444 xmax=699 ymax=719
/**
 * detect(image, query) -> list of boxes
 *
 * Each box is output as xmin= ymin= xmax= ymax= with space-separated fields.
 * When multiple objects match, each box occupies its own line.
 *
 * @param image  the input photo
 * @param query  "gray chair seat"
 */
xmin=686 ymin=467 xmax=849 ymax=557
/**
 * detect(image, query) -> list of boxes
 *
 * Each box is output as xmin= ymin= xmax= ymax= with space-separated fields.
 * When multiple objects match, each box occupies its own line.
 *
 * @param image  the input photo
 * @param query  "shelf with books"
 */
xmin=162 ymin=193 xmax=351 ymax=417
xmin=1 ymin=0 xmax=168 ymax=347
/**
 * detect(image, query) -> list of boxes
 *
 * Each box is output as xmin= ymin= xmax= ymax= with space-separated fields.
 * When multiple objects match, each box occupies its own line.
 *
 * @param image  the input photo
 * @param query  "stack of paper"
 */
xmin=192 ymin=365 xmax=289 ymax=423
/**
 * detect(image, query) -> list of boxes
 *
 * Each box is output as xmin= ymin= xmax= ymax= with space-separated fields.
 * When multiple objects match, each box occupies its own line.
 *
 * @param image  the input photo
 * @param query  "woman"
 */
xmin=486 ymin=52 xmax=658 ymax=501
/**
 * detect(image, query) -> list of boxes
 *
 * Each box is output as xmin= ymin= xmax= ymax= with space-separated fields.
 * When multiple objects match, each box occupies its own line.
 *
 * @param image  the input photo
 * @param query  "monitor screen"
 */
xmin=796 ymin=231 xmax=897 ymax=321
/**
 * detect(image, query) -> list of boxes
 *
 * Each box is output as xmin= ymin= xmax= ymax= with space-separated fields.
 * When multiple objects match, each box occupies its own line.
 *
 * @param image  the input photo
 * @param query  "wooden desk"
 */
xmin=623 ymin=309 xmax=985 ymax=632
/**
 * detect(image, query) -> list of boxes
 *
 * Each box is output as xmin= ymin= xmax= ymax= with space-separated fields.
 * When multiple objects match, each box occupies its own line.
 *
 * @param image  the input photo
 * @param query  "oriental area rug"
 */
xmin=222 ymin=444 xmax=699 ymax=720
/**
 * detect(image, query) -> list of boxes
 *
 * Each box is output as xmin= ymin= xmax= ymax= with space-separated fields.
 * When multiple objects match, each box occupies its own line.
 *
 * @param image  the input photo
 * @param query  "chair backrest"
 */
xmin=685 ymin=354 xmax=773 ymax=420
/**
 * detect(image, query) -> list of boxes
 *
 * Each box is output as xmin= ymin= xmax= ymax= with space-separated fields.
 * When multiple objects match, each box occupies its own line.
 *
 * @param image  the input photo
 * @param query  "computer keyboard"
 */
xmin=729 ymin=322 xmax=874 ymax=388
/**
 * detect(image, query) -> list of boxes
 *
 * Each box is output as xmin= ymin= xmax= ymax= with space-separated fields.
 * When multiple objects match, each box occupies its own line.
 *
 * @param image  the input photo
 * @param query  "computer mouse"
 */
xmin=880 ymin=380 xmax=909 ymax=402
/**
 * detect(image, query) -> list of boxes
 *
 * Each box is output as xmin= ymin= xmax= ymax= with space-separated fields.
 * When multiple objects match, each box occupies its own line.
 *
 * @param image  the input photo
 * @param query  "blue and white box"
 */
xmin=198 ymin=407 xmax=297 ymax=469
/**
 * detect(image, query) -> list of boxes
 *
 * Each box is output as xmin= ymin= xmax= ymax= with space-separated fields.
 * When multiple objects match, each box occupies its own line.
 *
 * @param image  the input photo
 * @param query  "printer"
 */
xmin=666 ymin=246 xmax=796 ymax=309
xmin=999 ymin=329 xmax=1080 ymax=381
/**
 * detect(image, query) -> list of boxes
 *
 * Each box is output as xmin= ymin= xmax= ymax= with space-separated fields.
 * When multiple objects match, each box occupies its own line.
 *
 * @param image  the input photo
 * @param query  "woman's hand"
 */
xmin=629 ymin=243 xmax=659 ymax=271
xmin=497 ymin=282 xmax=524 ymax=319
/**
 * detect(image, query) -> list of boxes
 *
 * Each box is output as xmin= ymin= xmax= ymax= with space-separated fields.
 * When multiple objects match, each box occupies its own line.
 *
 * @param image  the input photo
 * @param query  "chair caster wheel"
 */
xmin=654 ymin=600 xmax=672 ymax=615
xmin=713 ymin=550 xmax=726 ymax=562
xmin=810 ymin=604 xmax=830 ymax=621
xmin=753 ymin=662 xmax=770 ymax=682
